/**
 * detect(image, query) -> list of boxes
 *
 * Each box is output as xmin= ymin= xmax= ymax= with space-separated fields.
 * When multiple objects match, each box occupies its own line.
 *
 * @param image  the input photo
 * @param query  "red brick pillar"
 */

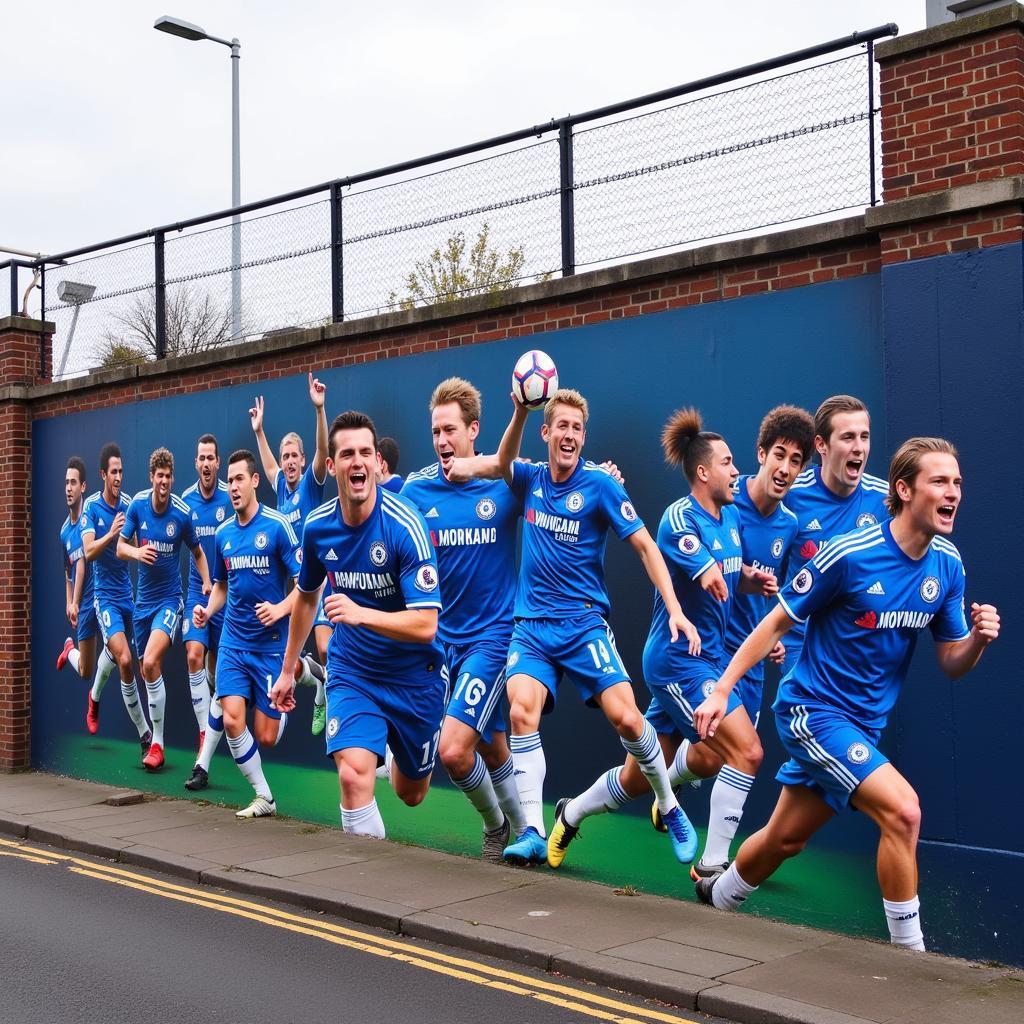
xmin=0 ymin=315 xmax=52 ymax=771
xmin=870 ymin=3 xmax=1024 ymax=259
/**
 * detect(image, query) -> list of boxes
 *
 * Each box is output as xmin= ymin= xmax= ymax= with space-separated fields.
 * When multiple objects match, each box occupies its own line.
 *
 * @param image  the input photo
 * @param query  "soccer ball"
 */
xmin=512 ymin=350 xmax=559 ymax=410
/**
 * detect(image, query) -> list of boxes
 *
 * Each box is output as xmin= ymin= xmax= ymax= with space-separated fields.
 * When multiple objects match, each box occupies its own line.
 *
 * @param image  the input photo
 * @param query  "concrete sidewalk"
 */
xmin=0 ymin=772 xmax=1019 ymax=1024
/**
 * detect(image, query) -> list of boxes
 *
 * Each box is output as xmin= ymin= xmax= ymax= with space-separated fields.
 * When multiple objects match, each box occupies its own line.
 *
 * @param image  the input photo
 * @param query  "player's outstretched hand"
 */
xmin=324 ymin=592 xmax=363 ymax=627
xmin=694 ymin=689 xmax=728 ymax=740
xmin=193 ymin=604 xmax=209 ymax=629
xmin=270 ymin=671 xmax=297 ymax=713
xmin=254 ymin=600 xmax=282 ymax=627
xmin=970 ymin=602 xmax=1000 ymax=645
xmin=138 ymin=545 xmax=159 ymax=566
xmin=67 ymin=602 xmax=79 ymax=629
xmin=768 ymin=640 xmax=786 ymax=665
xmin=308 ymin=372 xmax=326 ymax=408
xmin=249 ymin=395 xmax=265 ymax=433
xmin=701 ymin=564 xmax=729 ymax=602
xmin=109 ymin=511 xmax=126 ymax=538
xmin=443 ymin=456 xmax=473 ymax=484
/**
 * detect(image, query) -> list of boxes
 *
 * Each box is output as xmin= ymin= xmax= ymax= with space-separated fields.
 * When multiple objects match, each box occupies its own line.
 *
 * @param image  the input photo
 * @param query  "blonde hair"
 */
xmin=149 ymin=446 xmax=174 ymax=476
xmin=429 ymin=377 xmax=481 ymax=426
xmin=543 ymin=388 xmax=589 ymax=426
xmin=279 ymin=431 xmax=304 ymax=457
xmin=886 ymin=437 xmax=958 ymax=515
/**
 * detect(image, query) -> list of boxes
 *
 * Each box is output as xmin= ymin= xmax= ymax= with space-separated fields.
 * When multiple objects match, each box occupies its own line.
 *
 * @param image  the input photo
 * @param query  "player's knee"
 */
xmin=509 ymin=700 xmax=540 ymax=734
xmin=739 ymin=737 xmax=764 ymax=774
xmin=399 ymin=787 xmax=427 ymax=808
xmin=338 ymin=758 xmax=371 ymax=794
xmin=612 ymin=706 xmax=645 ymax=739
xmin=887 ymin=796 xmax=922 ymax=843
xmin=186 ymin=648 xmax=204 ymax=673
xmin=439 ymin=737 xmax=473 ymax=777
xmin=141 ymin=655 xmax=160 ymax=681
xmin=776 ymin=832 xmax=809 ymax=859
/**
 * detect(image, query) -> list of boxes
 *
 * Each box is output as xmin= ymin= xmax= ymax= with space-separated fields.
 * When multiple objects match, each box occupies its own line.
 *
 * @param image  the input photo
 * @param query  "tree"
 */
xmin=388 ymin=222 xmax=546 ymax=311
xmin=95 ymin=284 xmax=237 ymax=369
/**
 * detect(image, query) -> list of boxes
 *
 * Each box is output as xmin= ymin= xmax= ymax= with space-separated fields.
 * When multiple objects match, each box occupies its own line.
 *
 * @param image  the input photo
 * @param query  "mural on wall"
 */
xmin=31 ymin=269 xmax=1022 ymax=966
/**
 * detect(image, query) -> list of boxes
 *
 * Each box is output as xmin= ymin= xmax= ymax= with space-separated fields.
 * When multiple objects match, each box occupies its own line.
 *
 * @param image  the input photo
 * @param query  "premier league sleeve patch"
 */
xmin=792 ymin=568 xmax=813 ymax=594
xmin=679 ymin=534 xmax=700 ymax=555
xmin=415 ymin=564 xmax=438 ymax=592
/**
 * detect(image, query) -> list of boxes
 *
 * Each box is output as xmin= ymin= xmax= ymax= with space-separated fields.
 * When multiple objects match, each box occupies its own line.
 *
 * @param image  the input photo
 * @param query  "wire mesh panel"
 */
xmin=164 ymin=199 xmax=333 ymax=345
xmin=572 ymin=53 xmax=872 ymax=267
xmin=342 ymin=140 xmax=562 ymax=317
xmin=43 ymin=242 xmax=156 ymax=380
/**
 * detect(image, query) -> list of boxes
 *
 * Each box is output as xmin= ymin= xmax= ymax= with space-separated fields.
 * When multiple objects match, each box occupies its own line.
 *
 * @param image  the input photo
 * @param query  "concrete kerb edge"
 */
xmin=697 ymin=984 xmax=877 ymax=1024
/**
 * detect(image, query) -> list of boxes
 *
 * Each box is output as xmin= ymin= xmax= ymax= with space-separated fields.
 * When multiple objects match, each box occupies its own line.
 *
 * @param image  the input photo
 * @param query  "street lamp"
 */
xmin=55 ymin=279 xmax=96 ymax=379
xmin=154 ymin=15 xmax=242 ymax=341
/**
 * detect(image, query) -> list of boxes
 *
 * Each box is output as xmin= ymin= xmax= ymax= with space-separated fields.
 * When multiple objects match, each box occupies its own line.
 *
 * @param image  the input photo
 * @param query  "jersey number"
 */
xmin=420 ymin=728 xmax=441 ymax=770
xmin=587 ymin=640 xmax=612 ymax=669
xmin=451 ymin=672 xmax=486 ymax=707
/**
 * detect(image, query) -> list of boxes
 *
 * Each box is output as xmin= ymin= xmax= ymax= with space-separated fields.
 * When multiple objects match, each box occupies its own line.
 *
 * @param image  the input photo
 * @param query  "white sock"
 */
xmin=489 ymin=755 xmax=527 ymax=835
xmin=451 ymin=752 xmax=503 ymax=831
xmin=341 ymin=799 xmax=386 ymax=838
xmin=275 ymin=712 xmax=288 ymax=747
xmin=668 ymin=739 xmax=702 ymax=788
xmin=68 ymin=649 xmax=81 ymax=674
xmin=702 ymin=765 xmax=755 ymax=865
xmin=225 ymin=728 xmax=272 ymax=801
xmin=622 ymin=720 xmax=678 ymax=816
xmin=196 ymin=698 xmax=224 ymax=771
xmin=189 ymin=669 xmax=210 ymax=731
xmin=565 ymin=767 xmax=630 ymax=827
xmin=884 ymin=896 xmax=925 ymax=950
xmin=90 ymin=647 xmax=116 ymax=701
xmin=120 ymin=678 xmax=150 ymax=737
xmin=145 ymin=676 xmax=166 ymax=747
xmin=509 ymin=732 xmax=546 ymax=836
xmin=711 ymin=862 xmax=758 ymax=911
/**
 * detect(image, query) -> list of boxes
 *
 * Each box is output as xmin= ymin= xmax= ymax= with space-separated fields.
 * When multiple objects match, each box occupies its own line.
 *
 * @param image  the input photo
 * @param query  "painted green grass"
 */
xmin=45 ymin=734 xmax=884 ymax=940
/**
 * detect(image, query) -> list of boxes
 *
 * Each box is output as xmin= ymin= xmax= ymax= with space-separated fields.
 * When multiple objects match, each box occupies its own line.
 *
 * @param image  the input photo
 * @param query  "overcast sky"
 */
xmin=3 ymin=1 xmax=929 ymax=257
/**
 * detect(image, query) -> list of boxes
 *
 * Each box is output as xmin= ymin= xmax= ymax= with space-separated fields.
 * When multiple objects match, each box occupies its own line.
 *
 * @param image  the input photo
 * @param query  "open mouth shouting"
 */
xmin=936 ymin=502 xmax=957 ymax=529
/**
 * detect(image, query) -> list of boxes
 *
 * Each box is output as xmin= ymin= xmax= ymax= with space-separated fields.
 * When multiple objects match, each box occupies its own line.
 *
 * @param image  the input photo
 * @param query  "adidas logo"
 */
xmin=425 ymin=507 xmax=439 ymax=519
xmin=712 ymin=539 xmax=723 ymax=551
xmin=533 ymin=488 xmax=543 ymax=497
xmin=141 ymin=521 xmax=148 ymax=530
xmin=806 ymin=519 xmax=822 ymax=532
xmin=867 ymin=581 xmax=885 ymax=595
xmin=464 ymin=707 xmax=476 ymax=718
xmin=224 ymin=541 xmax=231 ymax=551
xmin=325 ymin=548 xmax=338 ymax=561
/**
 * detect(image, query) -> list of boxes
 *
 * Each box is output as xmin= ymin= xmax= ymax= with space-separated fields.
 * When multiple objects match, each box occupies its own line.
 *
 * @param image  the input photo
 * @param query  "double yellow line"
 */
xmin=0 ymin=836 xmax=695 ymax=1024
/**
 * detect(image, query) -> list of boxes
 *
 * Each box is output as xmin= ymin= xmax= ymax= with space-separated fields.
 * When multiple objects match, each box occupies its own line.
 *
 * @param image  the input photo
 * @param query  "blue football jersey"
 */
xmin=643 ymin=496 xmax=743 ymax=684
xmin=776 ymin=521 xmax=970 ymax=729
xmin=510 ymin=460 xmax=644 ymax=620
xmin=381 ymin=475 xmax=404 ymax=493
xmin=402 ymin=464 xmax=521 ymax=645
xmin=724 ymin=476 xmax=800 ymax=678
xmin=212 ymin=504 xmax=301 ymax=653
xmin=80 ymin=490 xmax=133 ymax=607
xmin=275 ymin=464 xmax=327 ymax=534
xmin=298 ymin=489 xmax=445 ymax=686
xmin=122 ymin=490 xmax=198 ymax=610
xmin=782 ymin=467 xmax=889 ymax=649
xmin=60 ymin=513 xmax=94 ymax=610
xmin=181 ymin=479 xmax=232 ymax=598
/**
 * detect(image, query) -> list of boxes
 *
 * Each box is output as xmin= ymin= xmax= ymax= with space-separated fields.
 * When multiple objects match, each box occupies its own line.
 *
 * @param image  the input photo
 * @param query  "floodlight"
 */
xmin=57 ymin=280 xmax=96 ymax=304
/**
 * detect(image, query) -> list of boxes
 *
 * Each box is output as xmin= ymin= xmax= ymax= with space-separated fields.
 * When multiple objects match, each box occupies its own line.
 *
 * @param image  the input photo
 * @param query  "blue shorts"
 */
xmin=506 ymin=616 xmax=629 ymax=710
xmin=324 ymin=670 xmax=448 ymax=780
xmin=735 ymin=670 xmax=764 ymax=730
xmin=314 ymin=592 xmax=332 ymax=629
xmin=644 ymin=659 xmax=742 ymax=743
xmin=182 ymin=590 xmax=223 ymax=650
xmin=444 ymin=636 xmax=509 ymax=744
xmin=77 ymin=602 xmax=100 ymax=644
xmin=95 ymin=599 xmax=134 ymax=647
xmin=133 ymin=600 xmax=184 ymax=654
xmin=215 ymin=646 xmax=282 ymax=721
xmin=774 ymin=701 xmax=888 ymax=814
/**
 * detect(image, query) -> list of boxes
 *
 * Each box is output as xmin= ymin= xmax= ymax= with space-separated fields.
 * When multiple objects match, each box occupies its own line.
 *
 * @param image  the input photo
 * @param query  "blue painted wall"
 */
xmin=30 ymin=266 xmax=1021 ymax=964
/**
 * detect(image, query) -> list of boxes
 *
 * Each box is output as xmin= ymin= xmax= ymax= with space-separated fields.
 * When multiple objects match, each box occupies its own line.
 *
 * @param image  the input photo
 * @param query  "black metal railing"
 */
xmin=1 ymin=24 xmax=896 ymax=381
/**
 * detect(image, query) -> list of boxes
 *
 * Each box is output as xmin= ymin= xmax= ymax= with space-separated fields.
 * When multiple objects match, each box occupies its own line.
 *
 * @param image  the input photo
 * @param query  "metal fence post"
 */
xmin=867 ymin=39 xmax=878 ymax=207
xmin=9 ymin=263 xmax=18 ymax=319
xmin=330 ymin=182 xmax=344 ymax=322
xmin=559 ymin=121 xmax=576 ymax=277
xmin=155 ymin=231 xmax=167 ymax=360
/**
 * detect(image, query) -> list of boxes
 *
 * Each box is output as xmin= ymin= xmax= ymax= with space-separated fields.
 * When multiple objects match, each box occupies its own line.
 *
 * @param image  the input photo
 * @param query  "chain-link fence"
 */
xmin=16 ymin=29 xmax=891 ymax=381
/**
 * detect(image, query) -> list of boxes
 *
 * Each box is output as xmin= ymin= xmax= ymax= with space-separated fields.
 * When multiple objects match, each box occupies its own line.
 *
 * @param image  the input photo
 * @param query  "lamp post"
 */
xmin=154 ymin=15 xmax=242 ymax=341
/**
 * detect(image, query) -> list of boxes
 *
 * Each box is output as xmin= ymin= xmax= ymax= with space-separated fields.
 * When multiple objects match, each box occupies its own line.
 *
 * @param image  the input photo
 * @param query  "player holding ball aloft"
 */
xmin=445 ymin=353 xmax=701 ymax=868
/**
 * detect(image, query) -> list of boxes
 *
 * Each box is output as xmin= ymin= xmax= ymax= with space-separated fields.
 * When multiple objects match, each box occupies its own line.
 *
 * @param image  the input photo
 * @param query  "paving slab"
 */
xmin=433 ymin=875 xmax=696 ymax=952
xmin=886 ymin=973 xmax=1024 ymax=1024
xmin=600 ymin=935 xmax=758 ymax=978
xmin=719 ymin=937 xmax=1010 ymax=1022
xmin=237 ymin=847 xmax=378 ymax=877
xmin=293 ymin=846 xmax=526 ymax=910
xmin=657 ymin=906 xmax=835 ymax=962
